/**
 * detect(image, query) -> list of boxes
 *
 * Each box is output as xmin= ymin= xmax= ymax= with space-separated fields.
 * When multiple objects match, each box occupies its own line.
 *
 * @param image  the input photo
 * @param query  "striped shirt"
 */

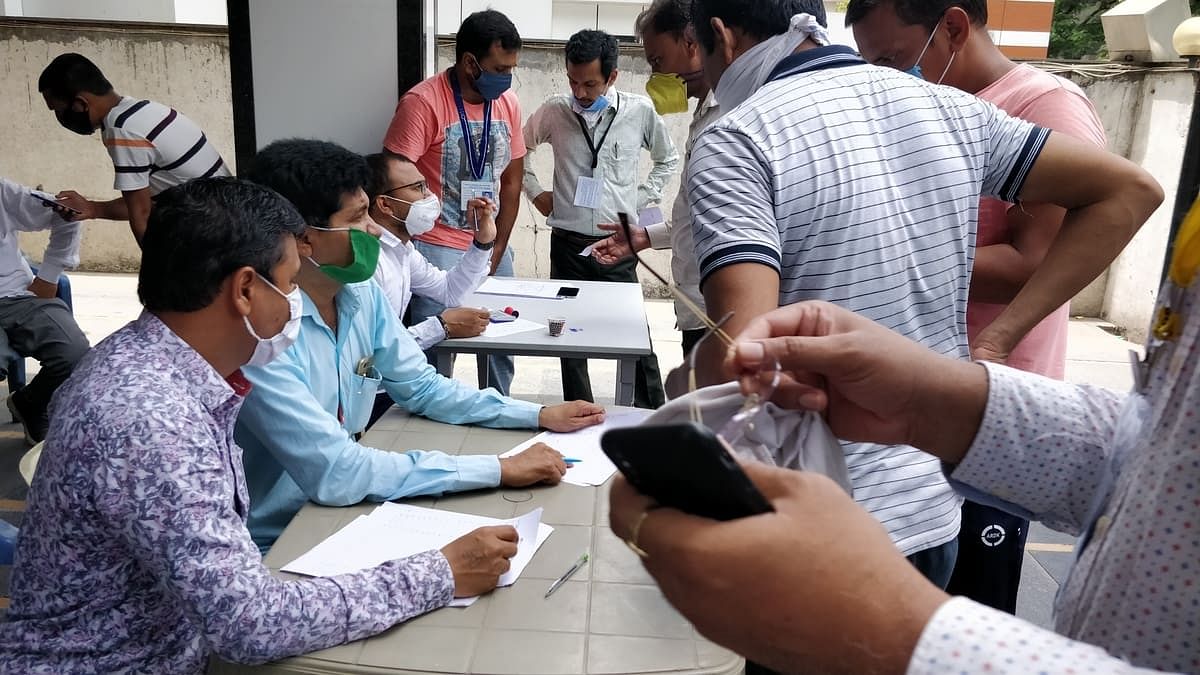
xmin=688 ymin=46 xmax=1050 ymax=556
xmin=101 ymin=96 xmax=230 ymax=195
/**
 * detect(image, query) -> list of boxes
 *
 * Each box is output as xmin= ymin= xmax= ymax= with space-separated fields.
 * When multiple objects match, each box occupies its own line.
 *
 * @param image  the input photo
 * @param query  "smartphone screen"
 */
xmin=557 ymin=286 xmax=580 ymax=298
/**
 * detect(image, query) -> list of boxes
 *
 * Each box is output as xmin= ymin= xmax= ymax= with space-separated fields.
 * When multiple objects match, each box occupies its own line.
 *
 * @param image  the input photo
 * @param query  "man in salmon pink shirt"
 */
xmin=381 ymin=9 xmax=524 ymax=394
xmin=849 ymin=0 xmax=1108 ymax=614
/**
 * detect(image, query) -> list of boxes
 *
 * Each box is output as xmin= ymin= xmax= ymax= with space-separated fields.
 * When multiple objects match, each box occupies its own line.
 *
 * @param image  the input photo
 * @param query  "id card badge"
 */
xmin=637 ymin=206 xmax=664 ymax=226
xmin=573 ymin=175 xmax=603 ymax=209
xmin=461 ymin=180 xmax=494 ymax=211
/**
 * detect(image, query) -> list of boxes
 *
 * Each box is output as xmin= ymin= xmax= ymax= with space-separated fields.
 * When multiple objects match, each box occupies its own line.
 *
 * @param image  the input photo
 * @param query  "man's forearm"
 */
xmin=909 ymin=358 xmax=990 ymax=465
xmin=95 ymin=197 xmax=129 ymax=220
xmin=969 ymin=244 xmax=1031 ymax=304
xmin=978 ymin=202 xmax=1136 ymax=352
xmin=493 ymin=199 xmax=516 ymax=272
xmin=495 ymin=160 xmax=523 ymax=272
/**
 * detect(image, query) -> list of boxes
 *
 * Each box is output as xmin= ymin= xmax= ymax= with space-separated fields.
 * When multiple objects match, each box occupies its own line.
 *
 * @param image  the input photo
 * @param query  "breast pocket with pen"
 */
xmin=344 ymin=356 xmax=381 ymax=436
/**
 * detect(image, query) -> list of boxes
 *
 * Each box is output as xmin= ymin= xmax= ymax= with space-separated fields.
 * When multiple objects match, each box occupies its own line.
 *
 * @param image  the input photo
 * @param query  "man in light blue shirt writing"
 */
xmin=236 ymin=139 xmax=606 ymax=550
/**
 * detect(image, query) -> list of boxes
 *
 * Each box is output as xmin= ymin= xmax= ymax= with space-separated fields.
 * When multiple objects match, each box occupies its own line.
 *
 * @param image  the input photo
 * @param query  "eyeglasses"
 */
xmin=383 ymin=179 xmax=427 ymax=196
xmin=616 ymin=212 xmax=780 ymax=455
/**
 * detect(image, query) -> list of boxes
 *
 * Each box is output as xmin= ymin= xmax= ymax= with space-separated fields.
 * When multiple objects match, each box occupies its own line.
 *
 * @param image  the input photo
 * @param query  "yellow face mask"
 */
xmin=645 ymin=73 xmax=689 ymax=115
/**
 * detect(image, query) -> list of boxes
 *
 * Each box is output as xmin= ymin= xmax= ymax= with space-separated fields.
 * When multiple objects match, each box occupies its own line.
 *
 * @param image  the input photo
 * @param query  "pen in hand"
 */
xmin=545 ymin=552 xmax=589 ymax=598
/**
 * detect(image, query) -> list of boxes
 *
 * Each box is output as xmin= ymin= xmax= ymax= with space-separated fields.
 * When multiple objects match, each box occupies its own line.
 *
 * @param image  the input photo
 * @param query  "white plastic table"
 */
xmin=209 ymin=408 xmax=743 ymax=675
xmin=433 ymin=279 xmax=653 ymax=406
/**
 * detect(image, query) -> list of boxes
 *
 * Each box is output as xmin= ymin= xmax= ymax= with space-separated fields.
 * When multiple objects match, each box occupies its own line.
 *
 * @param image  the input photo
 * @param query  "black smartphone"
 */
xmin=29 ymin=191 xmax=82 ymax=216
xmin=601 ymin=423 xmax=774 ymax=521
xmin=556 ymin=286 xmax=580 ymax=298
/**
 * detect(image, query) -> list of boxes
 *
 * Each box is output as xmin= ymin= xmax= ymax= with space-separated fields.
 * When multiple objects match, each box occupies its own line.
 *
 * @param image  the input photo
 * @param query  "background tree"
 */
xmin=1050 ymin=0 xmax=1200 ymax=60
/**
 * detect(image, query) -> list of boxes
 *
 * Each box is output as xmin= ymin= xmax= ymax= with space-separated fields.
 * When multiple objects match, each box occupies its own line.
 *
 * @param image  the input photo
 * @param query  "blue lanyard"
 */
xmin=448 ymin=69 xmax=491 ymax=181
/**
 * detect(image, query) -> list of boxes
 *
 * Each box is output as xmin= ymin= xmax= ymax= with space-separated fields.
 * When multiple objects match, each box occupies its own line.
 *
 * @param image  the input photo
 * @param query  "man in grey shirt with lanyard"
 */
xmin=523 ymin=29 xmax=679 ymax=408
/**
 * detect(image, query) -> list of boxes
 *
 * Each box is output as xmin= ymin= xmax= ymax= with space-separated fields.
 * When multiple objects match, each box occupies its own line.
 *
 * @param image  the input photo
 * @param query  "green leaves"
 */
xmin=1050 ymin=0 xmax=1200 ymax=60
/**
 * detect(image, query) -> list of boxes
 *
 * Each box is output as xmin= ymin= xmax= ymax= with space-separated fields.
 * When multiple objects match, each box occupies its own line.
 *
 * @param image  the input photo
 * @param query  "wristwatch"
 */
xmin=436 ymin=313 xmax=449 ymax=336
xmin=472 ymin=238 xmax=496 ymax=250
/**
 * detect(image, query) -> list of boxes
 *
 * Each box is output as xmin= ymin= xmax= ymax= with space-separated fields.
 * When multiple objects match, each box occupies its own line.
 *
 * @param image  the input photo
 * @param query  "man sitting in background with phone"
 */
xmin=0 ymin=177 xmax=90 ymax=444
xmin=236 ymin=139 xmax=606 ymax=551
xmin=366 ymin=153 xmax=491 ymax=349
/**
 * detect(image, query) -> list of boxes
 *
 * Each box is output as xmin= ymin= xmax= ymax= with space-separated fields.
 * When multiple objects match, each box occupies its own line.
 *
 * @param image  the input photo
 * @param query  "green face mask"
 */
xmin=645 ymin=72 xmax=689 ymax=115
xmin=308 ymin=226 xmax=381 ymax=284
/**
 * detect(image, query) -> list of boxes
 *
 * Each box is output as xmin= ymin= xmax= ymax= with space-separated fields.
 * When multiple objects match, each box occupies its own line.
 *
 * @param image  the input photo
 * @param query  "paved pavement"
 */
xmin=0 ymin=273 xmax=1143 ymax=630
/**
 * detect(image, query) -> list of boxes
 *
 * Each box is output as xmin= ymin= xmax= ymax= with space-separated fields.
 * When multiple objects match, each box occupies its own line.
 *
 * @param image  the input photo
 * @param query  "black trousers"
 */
xmin=945 ymin=500 xmax=1029 ymax=614
xmin=549 ymin=229 xmax=665 ymax=409
xmin=680 ymin=327 xmax=707 ymax=359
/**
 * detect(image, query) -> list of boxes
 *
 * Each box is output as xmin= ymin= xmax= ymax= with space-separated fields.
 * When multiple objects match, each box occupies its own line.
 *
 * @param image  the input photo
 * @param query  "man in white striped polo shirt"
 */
xmin=38 ymin=53 xmax=230 ymax=245
xmin=685 ymin=0 xmax=1161 ymax=585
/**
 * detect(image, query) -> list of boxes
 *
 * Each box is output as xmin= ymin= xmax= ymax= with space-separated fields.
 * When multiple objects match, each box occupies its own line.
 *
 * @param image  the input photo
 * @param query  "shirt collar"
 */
xmin=135 ymin=312 xmax=244 ymax=413
xmin=766 ymin=45 xmax=864 ymax=84
xmin=300 ymin=285 xmax=363 ymax=327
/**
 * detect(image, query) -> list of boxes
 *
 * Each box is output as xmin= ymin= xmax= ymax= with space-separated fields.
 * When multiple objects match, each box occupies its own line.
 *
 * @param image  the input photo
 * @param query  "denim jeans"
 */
xmin=907 ymin=537 xmax=960 ymax=590
xmin=410 ymin=240 xmax=515 ymax=395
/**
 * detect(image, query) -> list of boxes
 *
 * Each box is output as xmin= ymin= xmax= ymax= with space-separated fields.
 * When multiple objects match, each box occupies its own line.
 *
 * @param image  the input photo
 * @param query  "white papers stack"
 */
xmin=501 ymin=409 xmax=652 ymax=486
xmin=479 ymin=317 xmax=546 ymax=339
xmin=476 ymin=278 xmax=565 ymax=299
xmin=282 ymin=503 xmax=553 ymax=606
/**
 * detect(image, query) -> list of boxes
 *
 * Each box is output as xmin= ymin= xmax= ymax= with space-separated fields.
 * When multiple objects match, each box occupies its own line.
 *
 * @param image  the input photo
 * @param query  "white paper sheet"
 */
xmin=637 ymin=206 xmax=664 ymax=226
xmin=476 ymin=278 xmax=565 ymax=299
xmin=578 ymin=243 xmax=596 ymax=257
xmin=573 ymin=175 xmax=603 ymax=209
xmin=478 ymin=317 xmax=546 ymax=339
xmin=501 ymin=409 xmax=652 ymax=486
xmin=281 ymin=504 xmax=553 ymax=605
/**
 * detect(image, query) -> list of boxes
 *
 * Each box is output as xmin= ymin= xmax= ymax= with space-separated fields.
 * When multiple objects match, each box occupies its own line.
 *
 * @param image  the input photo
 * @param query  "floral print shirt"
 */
xmin=0 ymin=313 xmax=454 ymax=674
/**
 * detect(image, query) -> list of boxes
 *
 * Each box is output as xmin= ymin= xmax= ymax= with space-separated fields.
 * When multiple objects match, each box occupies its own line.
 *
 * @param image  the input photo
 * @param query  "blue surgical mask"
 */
xmin=905 ymin=22 xmax=955 ymax=85
xmin=905 ymin=28 xmax=938 ymax=79
xmin=471 ymin=56 xmax=512 ymax=101
xmin=574 ymin=94 xmax=610 ymax=114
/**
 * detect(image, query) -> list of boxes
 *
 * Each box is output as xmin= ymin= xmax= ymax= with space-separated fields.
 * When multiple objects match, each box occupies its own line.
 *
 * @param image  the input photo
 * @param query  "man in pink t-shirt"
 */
xmin=382 ymin=9 xmax=526 ymax=394
xmin=850 ymin=0 xmax=1107 ymax=614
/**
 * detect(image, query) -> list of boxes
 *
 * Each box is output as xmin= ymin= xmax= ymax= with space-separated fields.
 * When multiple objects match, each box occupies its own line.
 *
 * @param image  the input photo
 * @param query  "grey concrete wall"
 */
xmin=2 ymin=18 xmax=233 ymax=271
xmin=2 ymin=18 xmax=1193 ymax=337
xmin=1063 ymin=70 xmax=1195 ymax=342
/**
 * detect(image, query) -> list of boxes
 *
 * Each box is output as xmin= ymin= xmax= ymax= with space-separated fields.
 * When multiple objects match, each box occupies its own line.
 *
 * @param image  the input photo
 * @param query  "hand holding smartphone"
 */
xmin=601 ymin=423 xmax=773 ymax=521
xmin=29 ymin=190 xmax=83 ymax=216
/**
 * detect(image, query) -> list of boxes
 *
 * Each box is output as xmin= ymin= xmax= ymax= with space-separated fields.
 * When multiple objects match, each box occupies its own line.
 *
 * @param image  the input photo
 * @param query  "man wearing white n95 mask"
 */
xmin=367 ymin=152 xmax=492 ymax=349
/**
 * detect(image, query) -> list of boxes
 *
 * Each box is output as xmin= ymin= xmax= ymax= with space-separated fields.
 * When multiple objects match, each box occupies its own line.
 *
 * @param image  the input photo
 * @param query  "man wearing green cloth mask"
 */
xmin=235 ymin=139 xmax=606 ymax=552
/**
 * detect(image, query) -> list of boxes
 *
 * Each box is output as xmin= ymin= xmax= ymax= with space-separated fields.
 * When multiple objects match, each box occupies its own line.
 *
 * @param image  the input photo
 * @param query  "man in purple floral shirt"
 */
xmin=0 ymin=178 xmax=518 ymax=673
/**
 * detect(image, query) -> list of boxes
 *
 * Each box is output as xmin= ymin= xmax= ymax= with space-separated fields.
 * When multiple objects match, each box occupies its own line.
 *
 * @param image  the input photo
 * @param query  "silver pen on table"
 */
xmin=544 ymin=552 xmax=589 ymax=598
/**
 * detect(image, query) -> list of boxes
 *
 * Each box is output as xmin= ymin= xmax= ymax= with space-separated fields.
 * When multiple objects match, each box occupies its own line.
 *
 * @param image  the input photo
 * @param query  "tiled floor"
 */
xmin=0 ymin=274 xmax=1142 ymax=632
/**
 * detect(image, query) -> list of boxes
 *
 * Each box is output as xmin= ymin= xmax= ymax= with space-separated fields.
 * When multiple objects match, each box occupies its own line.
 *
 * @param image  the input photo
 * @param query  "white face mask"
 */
xmin=244 ymin=272 xmax=303 ymax=368
xmin=383 ymin=194 xmax=440 ymax=238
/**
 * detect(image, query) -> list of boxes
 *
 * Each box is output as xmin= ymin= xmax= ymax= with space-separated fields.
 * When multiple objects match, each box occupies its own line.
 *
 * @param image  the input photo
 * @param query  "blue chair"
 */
xmin=0 ymin=518 xmax=17 ymax=565
xmin=7 ymin=270 xmax=74 ymax=399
